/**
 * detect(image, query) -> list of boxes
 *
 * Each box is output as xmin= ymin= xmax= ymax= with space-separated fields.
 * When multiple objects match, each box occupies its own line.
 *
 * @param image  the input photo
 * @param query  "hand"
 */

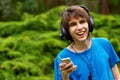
xmin=59 ymin=62 xmax=77 ymax=79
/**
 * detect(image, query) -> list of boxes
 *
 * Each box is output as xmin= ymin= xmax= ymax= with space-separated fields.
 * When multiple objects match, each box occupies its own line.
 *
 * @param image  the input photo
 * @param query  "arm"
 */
xmin=112 ymin=64 xmax=120 ymax=80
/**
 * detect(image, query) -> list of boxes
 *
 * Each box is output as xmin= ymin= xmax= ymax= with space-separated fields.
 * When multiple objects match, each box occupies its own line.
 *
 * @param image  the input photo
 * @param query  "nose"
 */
xmin=76 ymin=23 xmax=83 ymax=30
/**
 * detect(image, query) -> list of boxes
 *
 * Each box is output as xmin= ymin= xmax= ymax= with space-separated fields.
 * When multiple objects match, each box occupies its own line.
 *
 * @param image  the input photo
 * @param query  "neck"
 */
xmin=71 ymin=37 xmax=91 ymax=52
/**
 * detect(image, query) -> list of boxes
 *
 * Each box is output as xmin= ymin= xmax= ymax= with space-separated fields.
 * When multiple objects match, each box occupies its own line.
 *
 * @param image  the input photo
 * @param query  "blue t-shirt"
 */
xmin=54 ymin=38 xmax=120 ymax=80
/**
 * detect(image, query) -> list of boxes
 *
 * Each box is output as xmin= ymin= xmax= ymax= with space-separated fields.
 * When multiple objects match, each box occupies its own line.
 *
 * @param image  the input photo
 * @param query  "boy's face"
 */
xmin=68 ymin=17 xmax=89 ymax=42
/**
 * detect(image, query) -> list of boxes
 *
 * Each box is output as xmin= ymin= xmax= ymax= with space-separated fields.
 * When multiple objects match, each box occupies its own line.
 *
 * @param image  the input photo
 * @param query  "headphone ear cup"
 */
xmin=60 ymin=24 xmax=73 ymax=42
xmin=60 ymin=24 xmax=66 ymax=38
xmin=89 ymin=16 xmax=94 ymax=32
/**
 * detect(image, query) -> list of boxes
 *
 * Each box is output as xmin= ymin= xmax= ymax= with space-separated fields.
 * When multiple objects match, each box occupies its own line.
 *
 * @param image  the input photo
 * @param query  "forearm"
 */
xmin=114 ymin=75 xmax=120 ymax=80
xmin=112 ymin=64 xmax=120 ymax=80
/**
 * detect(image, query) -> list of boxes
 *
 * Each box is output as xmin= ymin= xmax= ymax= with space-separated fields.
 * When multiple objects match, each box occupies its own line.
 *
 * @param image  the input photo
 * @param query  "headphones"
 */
xmin=60 ymin=5 xmax=94 ymax=42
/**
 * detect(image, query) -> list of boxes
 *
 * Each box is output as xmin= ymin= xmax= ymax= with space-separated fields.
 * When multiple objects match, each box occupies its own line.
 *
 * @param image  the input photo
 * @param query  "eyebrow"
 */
xmin=69 ymin=18 xmax=86 ymax=24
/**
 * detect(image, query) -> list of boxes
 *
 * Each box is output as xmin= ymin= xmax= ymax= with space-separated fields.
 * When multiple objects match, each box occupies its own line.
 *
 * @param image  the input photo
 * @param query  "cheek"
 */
xmin=86 ymin=23 xmax=89 ymax=29
xmin=68 ymin=28 xmax=73 ymax=33
xmin=69 ymin=27 xmax=76 ymax=32
xmin=68 ymin=28 xmax=72 ymax=35
xmin=68 ymin=28 xmax=75 ymax=37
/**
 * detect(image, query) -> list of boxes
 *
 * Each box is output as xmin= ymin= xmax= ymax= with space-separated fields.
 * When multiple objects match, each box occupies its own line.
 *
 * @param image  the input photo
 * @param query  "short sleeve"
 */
xmin=104 ymin=39 xmax=120 ymax=68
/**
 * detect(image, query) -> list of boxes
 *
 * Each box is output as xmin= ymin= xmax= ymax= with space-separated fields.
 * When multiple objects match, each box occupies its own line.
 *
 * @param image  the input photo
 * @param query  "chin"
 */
xmin=78 ymin=38 xmax=87 ymax=42
xmin=76 ymin=35 xmax=89 ymax=42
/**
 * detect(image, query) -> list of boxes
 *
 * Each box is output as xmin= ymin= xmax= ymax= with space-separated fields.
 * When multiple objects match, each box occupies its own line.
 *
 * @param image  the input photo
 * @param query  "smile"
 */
xmin=76 ymin=31 xmax=86 ymax=38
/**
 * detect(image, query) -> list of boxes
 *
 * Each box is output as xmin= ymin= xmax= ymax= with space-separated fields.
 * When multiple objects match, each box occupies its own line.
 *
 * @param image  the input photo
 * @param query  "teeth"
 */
xmin=78 ymin=32 xmax=84 ymax=35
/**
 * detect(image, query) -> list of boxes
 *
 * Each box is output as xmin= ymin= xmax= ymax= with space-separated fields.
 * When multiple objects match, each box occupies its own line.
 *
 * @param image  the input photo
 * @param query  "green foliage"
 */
xmin=91 ymin=12 xmax=120 ymax=56
xmin=0 ymin=6 xmax=120 ymax=80
xmin=0 ymin=6 xmax=66 ymax=38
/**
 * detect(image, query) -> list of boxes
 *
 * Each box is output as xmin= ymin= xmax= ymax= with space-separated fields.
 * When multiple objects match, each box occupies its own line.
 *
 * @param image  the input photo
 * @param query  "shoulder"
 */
xmin=92 ymin=37 xmax=109 ymax=41
xmin=92 ymin=37 xmax=113 ymax=50
xmin=92 ymin=37 xmax=110 ymax=44
xmin=54 ymin=48 xmax=69 ymax=59
xmin=57 ymin=48 xmax=69 ymax=56
xmin=54 ymin=48 xmax=71 ymax=63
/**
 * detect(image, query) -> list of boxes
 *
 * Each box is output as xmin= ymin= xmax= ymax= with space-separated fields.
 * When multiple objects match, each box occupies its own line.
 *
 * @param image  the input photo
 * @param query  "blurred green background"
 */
xmin=0 ymin=0 xmax=120 ymax=80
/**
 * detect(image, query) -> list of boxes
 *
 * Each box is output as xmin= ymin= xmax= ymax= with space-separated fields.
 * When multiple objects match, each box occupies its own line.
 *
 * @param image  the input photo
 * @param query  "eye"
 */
xmin=69 ymin=22 xmax=77 ymax=27
xmin=79 ymin=19 xmax=86 ymax=24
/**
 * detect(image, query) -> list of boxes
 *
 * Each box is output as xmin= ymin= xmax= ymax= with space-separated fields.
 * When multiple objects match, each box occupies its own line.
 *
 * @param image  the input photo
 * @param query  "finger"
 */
xmin=63 ymin=62 xmax=73 ymax=70
xmin=60 ymin=62 xmax=73 ymax=71
xmin=65 ymin=65 xmax=77 ymax=73
xmin=59 ymin=63 xmax=66 ymax=68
